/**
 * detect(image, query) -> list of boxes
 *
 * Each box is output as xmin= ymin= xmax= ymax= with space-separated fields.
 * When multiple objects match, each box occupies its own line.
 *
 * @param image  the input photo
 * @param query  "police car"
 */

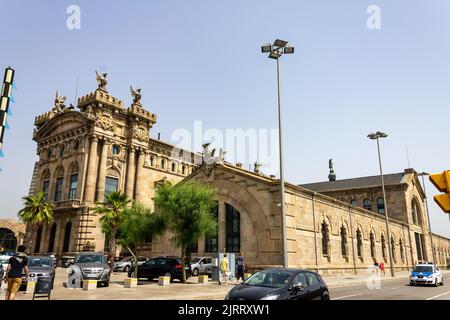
xmin=409 ymin=262 xmax=444 ymax=287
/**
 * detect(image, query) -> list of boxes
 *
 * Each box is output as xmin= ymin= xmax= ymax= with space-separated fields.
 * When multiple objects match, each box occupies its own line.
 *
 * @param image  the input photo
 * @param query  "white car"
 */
xmin=113 ymin=256 xmax=148 ymax=272
xmin=410 ymin=263 xmax=444 ymax=287
xmin=0 ymin=255 xmax=10 ymax=279
xmin=191 ymin=257 xmax=213 ymax=276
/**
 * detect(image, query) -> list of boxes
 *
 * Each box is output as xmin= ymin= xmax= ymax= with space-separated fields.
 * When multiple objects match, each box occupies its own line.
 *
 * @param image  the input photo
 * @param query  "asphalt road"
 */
xmin=330 ymin=274 xmax=450 ymax=300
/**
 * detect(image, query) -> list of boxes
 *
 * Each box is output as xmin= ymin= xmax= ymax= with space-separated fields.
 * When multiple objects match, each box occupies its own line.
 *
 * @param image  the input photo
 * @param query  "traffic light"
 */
xmin=429 ymin=170 xmax=450 ymax=213
xmin=0 ymin=66 xmax=15 ymax=155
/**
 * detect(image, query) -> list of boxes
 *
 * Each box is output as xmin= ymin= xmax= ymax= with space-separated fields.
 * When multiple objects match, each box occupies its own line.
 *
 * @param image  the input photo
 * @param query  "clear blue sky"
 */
xmin=1 ymin=0 xmax=450 ymax=237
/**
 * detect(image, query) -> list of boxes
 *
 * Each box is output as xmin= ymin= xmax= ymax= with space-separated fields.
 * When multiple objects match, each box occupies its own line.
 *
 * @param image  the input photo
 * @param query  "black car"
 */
xmin=128 ymin=256 xmax=191 ymax=282
xmin=225 ymin=268 xmax=330 ymax=300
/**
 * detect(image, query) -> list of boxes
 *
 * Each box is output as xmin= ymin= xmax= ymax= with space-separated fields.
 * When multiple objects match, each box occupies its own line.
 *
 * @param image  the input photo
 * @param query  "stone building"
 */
xmin=0 ymin=219 xmax=25 ymax=251
xmin=29 ymin=73 xmax=200 ymax=259
xmin=26 ymin=72 xmax=450 ymax=274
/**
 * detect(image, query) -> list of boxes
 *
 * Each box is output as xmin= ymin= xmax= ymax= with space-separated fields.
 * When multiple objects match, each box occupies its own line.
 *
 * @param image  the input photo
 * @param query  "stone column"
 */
xmin=218 ymin=201 xmax=226 ymax=253
xmin=134 ymin=149 xmax=146 ymax=202
xmin=96 ymin=139 xmax=110 ymax=202
xmin=125 ymin=147 xmax=136 ymax=199
xmin=83 ymin=136 xmax=99 ymax=203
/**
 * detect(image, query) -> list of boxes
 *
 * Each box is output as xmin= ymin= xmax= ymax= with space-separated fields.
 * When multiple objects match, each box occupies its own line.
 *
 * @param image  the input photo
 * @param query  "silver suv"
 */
xmin=73 ymin=252 xmax=110 ymax=287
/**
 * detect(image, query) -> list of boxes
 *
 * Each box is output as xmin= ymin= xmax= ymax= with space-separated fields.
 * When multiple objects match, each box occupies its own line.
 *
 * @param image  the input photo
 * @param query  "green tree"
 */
xmin=154 ymin=182 xmax=217 ymax=283
xmin=117 ymin=202 xmax=166 ymax=278
xmin=18 ymin=191 xmax=53 ymax=252
xmin=95 ymin=191 xmax=131 ymax=269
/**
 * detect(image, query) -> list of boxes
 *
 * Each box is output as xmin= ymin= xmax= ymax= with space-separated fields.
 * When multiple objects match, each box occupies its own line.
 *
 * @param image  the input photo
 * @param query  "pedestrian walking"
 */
xmin=219 ymin=254 xmax=229 ymax=286
xmin=379 ymin=261 xmax=385 ymax=276
xmin=373 ymin=258 xmax=379 ymax=275
xmin=4 ymin=245 xmax=29 ymax=300
xmin=236 ymin=252 xmax=245 ymax=284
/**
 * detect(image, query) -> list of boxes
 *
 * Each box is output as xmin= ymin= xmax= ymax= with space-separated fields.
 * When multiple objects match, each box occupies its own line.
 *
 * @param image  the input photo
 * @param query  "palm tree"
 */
xmin=18 ymin=191 xmax=53 ymax=252
xmin=154 ymin=182 xmax=217 ymax=283
xmin=95 ymin=191 xmax=131 ymax=269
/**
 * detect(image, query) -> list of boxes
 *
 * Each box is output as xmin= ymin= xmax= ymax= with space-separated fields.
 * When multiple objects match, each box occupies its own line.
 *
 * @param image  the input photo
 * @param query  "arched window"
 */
xmin=182 ymin=165 xmax=186 ymax=175
xmin=363 ymin=199 xmax=372 ymax=211
xmin=34 ymin=225 xmax=43 ymax=253
xmin=399 ymin=238 xmax=405 ymax=263
xmin=225 ymin=203 xmax=240 ymax=252
xmin=390 ymin=236 xmax=396 ymax=263
xmin=412 ymin=199 xmax=420 ymax=225
xmin=41 ymin=169 xmax=51 ymax=202
xmin=171 ymin=162 xmax=176 ymax=172
xmin=54 ymin=166 xmax=64 ymax=202
xmin=161 ymin=159 xmax=165 ymax=169
xmin=340 ymin=225 xmax=348 ymax=258
xmin=350 ymin=199 xmax=357 ymax=207
xmin=381 ymin=234 xmax=387 ymax=262
xmin=321 ymin=221 xmax=330 ymax=257
xmin=47 ymin=149 xmax=52 ymax=159
xmin=63 ymin=221 xmax=72 ymax=252
xmin=60 ymin=145 xmax=65 ymax=158
xmin=356 ymin=229 xmax=363 ymax=259
xmin=68 ymin=162 xmax=79 ymax=200
xmin=370 ymin=231 xmax=376 ymax=258
xmin=377 ymin=197 xmax=385 ymax=214
xmin=47 ymin=223 xmax=57 ymax=252
xmin=0 ymin=228 xmax=17 ymax=251
xmin=150 ymin=156 xmax=154 ymax=166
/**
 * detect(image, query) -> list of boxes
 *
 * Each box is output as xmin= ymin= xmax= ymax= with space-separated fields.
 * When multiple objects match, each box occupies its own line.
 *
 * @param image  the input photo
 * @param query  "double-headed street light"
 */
xmin=368 ymin=131 xmax=395 ymax=277
xmin=417 ymin=171 xmax=436 ymax=265
xmin=261 ymin=39 xmax=294 ymax=268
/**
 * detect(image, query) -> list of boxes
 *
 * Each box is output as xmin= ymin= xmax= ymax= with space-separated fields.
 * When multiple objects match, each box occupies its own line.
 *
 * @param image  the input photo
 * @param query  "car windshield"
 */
xmin=76 ymin=255 xmax=106 ymax=264
xmin=192 ymin=258 xmax=202 ymax=263
xmin=244 ymin=270 xmax=292 ymax=288
xmin=120 ymin=257 xmax=133 ymax=262
xmin=29 ymin=257 xmax=52 ymax=268
xmin=413 ymin=266 xmax=433 ymax=273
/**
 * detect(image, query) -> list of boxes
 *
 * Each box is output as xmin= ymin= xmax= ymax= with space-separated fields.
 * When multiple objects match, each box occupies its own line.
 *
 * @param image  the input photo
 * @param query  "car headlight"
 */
xmin=29 ymin=273 xmax=35 ymax=277
xmin=260 ymin=294 xmax=280 ymax=300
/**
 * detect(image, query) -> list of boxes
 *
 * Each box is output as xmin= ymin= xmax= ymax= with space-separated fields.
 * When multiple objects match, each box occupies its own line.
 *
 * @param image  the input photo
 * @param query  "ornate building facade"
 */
xmin=27 ymin=72 xmax=450 ymax=274
xmin=29 ymin=73 xmax=200 ymax=259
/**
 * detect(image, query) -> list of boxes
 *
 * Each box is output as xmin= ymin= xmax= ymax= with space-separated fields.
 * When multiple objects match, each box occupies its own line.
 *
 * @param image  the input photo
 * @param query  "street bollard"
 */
xmin=82 ymin=280 xmax=97 ymax=291
xmin=158 ymin=276 xmax=170 ymax=286
xmin=124 ymin=277 xmax=138 ymax=288
xmin=198 ymin=275 xmax=209 ymax=284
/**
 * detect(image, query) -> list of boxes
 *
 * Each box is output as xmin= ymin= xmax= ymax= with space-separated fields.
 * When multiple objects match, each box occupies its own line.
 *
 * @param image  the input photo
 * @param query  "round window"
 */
xmin=112 ymin=145 xmax=121 ymax=155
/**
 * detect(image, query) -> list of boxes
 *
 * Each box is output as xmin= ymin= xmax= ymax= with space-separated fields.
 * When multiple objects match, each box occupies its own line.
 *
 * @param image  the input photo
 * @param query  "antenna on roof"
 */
xmin=73 ymin=75 xmax=79 ymax=106
xmin=405 ymin=144 xmax=411 ymax=168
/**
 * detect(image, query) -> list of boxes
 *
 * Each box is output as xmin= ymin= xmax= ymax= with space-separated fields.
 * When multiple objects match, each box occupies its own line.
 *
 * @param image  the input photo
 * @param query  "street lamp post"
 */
xmin=417 ymin=172 xmax=436 ymax=264
xmin=261 ymin=39 xmax=294 ymax=268
xmin=368 ymin=131 xmax=395 ymax=277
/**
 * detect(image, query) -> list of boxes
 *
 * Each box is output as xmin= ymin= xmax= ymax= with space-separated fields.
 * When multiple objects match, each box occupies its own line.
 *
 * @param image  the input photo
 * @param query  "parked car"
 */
xmin=0 ymin=255 xmax=9 ymax=280
xmin=191 ymin=257 xmax=213 ymax=276
xmin=62 ymin=256 xmax=75 ymax=268
xmin=114 ymin=256 xmax=148 ymax=272
xmin=45 ymin=252 xmax=57 ymax=268
xmin=21 ymin=256 xmax=55 ymax=289
xmin=128 ymin=256 xmax=191 ymax=282
xmin=72 ymin=252 xmax=110 ymax=287
xmin=225 ymin=268 xmax=330 ymax=300
xmin=410 ymin=263 xmax=444 ymax=286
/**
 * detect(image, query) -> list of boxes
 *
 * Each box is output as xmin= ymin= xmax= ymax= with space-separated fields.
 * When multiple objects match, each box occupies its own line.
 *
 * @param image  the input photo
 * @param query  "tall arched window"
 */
xmin=47 ymin=223 xmax=57 ymax=252
xmin=381 ymin=234 xmax=387 ymax=262
xmin=225 ymin=203 xmax=240 ymax=252
xmin=377 ymin=197 xmax=385 ymax=214
xmin=54 ymin=166 xmax=64 ymax=202
xmin=0 ymin=228 xmax=17 ymax=251
xmin=363 ymin=199 xmax=372 ymax=211
xmin=321 ymin=221 xmax=330 ymax=257
xmin=356 ymin=229 xmax=363 ymax=259
xmin=399 ymin=238 xmax=405 ymax=263
xmin=150 ymin=156 xmax=154 ymax=166
xmin=350 ymin=199 xmax=357 ymax=207
xmin=63 ymin=221 xmax=72 ymax=252
xmin=391 ymin=236 xmax=396 ymax=263
xmin=411 ymin=199 xmax=419 ymax=225
xmin=161 ymin=159 xmax=166 ymax=169
xmin=34 ymin=225 xmax=43 ymax=253
xmin=68 ymin=162 xmax=79 ymax=200
xmin=370 ymin=231 xmax=376 ymax=258
xmin=41 ymin=169 xmax=51 ymax=202
xmin=340 ymin=225 xmax=348 ymax=258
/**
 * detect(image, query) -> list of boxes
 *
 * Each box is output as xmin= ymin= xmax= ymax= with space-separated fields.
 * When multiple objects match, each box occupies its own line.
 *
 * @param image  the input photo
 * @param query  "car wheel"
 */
xmin=441 ymin=277 xmax=444 ymax=286
xmin=321 ymin=290 xmax=330 ymax=300
xmin=124 ymin=265 xmax=130 ymax=273
xmin=103 ymin=281 xmax=109 ymax=287
xmin=409 ymin=282 xmax=415 ymax=286
xmin=193 ymin=268 xmax=199 ymax=276
xmin=434 ymin=278 xmax=439 ymax=287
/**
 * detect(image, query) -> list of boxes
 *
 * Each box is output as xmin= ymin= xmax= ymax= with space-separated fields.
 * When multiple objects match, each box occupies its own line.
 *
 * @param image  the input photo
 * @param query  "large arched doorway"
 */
xmin=47 ymin=223 xmax=57 ymax=253
xmin=63 ymin=222 xmax=72 ymax=252
xmin=0 ymin=228 xmax=17 ymax=251
xmin=225 ymin=203 xmax=240 ymax=253
xmin=35 ymin=225 xmax=43 ymax=253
